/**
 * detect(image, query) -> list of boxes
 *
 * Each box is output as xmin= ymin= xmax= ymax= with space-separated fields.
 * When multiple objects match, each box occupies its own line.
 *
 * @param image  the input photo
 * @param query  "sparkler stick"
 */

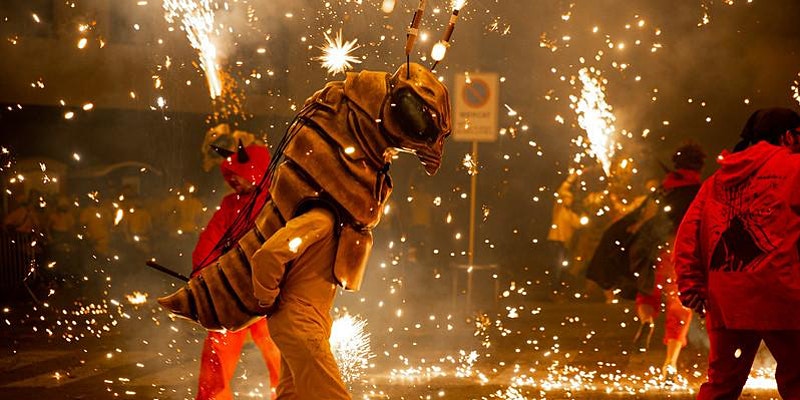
xmin=404 ymin=0 xmax=427 ymax=78
xmin=145 ymin=260 xmax=190 ymax=282
xmin=430 ymin=0 xmax=466 ymax=70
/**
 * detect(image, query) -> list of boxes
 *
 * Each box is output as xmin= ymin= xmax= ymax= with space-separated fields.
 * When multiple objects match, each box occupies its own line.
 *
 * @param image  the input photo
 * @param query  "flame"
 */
xmin=572 ymin=67 xmax=618 ymax=175
xmin=316 ymin=30 xmax=361 ymax=75
xmin=163 ymin=0 xmax=222 ymax=99
xmin=431 ymin=41 xmax=448 ymax=61
xmin=330 ymin=314 xmax=373 ymax=385
xmin=452 ymin=0 xmax=467 ymax=10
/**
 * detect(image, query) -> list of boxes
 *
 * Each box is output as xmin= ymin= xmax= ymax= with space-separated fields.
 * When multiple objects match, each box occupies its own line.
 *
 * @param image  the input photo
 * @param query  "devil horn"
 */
xmin=236 ymin=139 xmax=250 ymax=163
xmin=210 ymin=144 xmax=235 ymax=159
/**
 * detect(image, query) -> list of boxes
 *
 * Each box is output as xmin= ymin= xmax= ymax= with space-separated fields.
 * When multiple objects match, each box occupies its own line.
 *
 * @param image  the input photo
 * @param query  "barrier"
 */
xmin=0 ymin=230 xmax=38 ymax=293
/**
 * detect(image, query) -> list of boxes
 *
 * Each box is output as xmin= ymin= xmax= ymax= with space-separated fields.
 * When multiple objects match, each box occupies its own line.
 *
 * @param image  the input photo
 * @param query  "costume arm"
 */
xmin=251 ymin=207 xmax=335 ymax=308
xmin=673 ymin=181 xmax=709 ymax=303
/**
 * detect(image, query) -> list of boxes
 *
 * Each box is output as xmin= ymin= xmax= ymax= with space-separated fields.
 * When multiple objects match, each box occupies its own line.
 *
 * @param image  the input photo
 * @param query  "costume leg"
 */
xmin=268 ymin=301 xmax=349 ymax=400
xmin=762 ymin=330 xmax=800 ymax=399
xmin=196 ymin=330 xmax=247 ymax=400
xmin=662 ymin=257 xmax=692 ymax=348
xmin=250 ymin=318 xmax=282 ymax=394
xmin=697 ymin=327 xmax=760 ymax=400
xmin=634 ymin=279 xmax=659 ymax=351
xmin=274 ymin=355 xmax=297 ymax=399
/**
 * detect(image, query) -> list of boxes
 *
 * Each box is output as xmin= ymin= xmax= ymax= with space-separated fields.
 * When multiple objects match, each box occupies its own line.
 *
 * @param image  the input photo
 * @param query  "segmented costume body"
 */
xmin=159 ymin=72 xmax=394 ymax=331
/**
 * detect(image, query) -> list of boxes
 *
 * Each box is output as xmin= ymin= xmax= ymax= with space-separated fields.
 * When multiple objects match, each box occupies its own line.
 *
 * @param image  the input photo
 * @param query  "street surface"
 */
xmin=0 ymin=283 xmax=783 ymax=400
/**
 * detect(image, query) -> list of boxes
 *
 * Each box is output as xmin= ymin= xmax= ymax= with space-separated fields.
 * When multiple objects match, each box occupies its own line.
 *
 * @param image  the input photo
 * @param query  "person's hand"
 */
xmin=682 ymin=292 xmax=706 ymax=318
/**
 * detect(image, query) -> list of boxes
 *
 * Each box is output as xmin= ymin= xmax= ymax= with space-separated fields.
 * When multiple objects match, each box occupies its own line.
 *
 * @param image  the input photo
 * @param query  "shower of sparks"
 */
xmin=0 ymin=2 xmax=791 ymax=398
xmin=163 ymin=0 xmax=222 ymax=99
xmin=745 ymin=366 xmax=778 ymax=390
xmin=571 ymin=67 xmax=618 ymax=175
xmin=316 ymin=30 xmax=362 ymax=75
xmin=329 ymin=314 xmax=372 ymax=385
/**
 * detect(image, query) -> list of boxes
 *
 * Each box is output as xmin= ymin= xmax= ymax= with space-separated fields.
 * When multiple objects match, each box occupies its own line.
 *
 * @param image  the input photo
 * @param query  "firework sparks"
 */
xmin=571 ymin=67 xmax=618 ymax=175
xmin=163 ymin=0 xmax=222 ymax=99
xmin=316 ymin=30 xmax=361 ymax=75
xmin=330 ymin=314 xmax=372 ymax=385
xmin=792 ymin=73 xmax=800 ymax=106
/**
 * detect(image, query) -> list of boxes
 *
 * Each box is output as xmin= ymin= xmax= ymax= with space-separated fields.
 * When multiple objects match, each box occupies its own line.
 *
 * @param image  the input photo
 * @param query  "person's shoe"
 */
xmin=632 ymin=322 xmax=654 ymax=352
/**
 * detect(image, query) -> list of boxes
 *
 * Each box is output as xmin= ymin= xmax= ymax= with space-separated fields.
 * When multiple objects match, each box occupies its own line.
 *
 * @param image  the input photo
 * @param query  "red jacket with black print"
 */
xmin=674 ymin=141 xmax=800 ymax=330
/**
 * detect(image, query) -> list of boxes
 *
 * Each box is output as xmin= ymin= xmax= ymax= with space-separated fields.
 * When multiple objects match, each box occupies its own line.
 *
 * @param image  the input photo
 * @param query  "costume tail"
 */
xmin=158 ymin=203 xmax=284 ymax=332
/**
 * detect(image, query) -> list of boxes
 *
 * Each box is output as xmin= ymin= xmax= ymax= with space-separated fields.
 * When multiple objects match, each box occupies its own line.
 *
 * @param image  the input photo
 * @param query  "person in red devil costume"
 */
xmin=674 ymin=108 xmax=800 ymax=399
xmin=192 ymin=141 xmax=281 ymax=400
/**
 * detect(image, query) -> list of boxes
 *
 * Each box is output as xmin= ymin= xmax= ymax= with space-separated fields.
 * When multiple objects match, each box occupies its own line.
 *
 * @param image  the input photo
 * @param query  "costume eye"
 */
xmin=391 ymin=88 xmax=440 ymax=143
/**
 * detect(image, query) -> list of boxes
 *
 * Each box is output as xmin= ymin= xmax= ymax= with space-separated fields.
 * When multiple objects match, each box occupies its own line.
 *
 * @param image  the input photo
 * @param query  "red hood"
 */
xmin=662 ymin=168 xmax=702 ymax=190
xmin=220 ymin=144 xmax=270 ymax=186
xmin=716 ymin=141 xmax=786 ymax=186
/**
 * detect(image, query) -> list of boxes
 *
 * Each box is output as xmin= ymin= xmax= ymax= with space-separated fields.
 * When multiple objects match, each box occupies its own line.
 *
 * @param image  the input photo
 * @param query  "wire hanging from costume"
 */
xmin=194 ymin=103 xmax=319 ymax=271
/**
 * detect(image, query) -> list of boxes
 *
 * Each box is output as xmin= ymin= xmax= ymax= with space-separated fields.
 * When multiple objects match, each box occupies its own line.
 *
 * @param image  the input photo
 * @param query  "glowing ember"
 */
xmin=381 ymin=0 xmax=396 ymax=13
xmin=462 ymin=153 xmax=478 ymax=176
xmin=163 ymin=0 xmax=222 ymax=99
xmin=571 ymin=67 xmax=618 ymax=175
xmin=316 ymin=30 xmax=361 ymax=75
xmin=114 ymin=208 xmax=124 ymax=226
xmin=125 ymin=291 xmax=148 ymax=305
xmin=329 ymin=314 xmax=372 ymax=385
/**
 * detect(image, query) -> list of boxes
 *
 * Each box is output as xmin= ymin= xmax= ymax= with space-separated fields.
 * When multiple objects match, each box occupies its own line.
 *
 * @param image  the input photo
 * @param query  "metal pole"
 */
xmin=468 ymin=140 xmax=478 ymax=266
xmin=466 ymin=140 xmax=478 ymax=311
xmin=145 ymin=260 xmax=190 ymax=282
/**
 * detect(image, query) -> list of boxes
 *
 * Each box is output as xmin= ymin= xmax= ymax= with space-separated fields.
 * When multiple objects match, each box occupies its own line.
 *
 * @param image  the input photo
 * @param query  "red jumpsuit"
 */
xmin=675 ymin=142 xmax=800 ymax=399
xmin=192 ymin=144 xmax=281 ymax=400
xmin=635 ymin=170 xmax=699 ymax=348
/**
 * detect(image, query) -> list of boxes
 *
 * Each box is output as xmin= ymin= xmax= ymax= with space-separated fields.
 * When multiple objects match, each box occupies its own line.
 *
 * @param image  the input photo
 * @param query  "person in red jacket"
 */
xmin=674 ymin=107 xmax=800 ymax=399
xmin=192 ymin=141 xmax=280 ymax=400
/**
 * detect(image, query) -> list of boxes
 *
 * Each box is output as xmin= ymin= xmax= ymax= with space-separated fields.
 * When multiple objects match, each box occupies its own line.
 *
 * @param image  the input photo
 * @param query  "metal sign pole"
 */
xmin=466 ymin=140 xmax=478 ymax=311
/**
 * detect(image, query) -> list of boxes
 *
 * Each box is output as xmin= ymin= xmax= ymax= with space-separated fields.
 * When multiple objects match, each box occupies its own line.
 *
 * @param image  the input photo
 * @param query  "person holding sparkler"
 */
xmin=192 ymin=141 xmax=281 ymax=400
xmin=674 ymin=108 xmax=800 ymax=399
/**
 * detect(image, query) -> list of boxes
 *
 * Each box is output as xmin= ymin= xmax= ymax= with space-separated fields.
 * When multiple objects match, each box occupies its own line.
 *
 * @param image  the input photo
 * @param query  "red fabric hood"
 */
xmin=715 ymin=141 xmax=786 ymax=186
xmin=220 ymin=144 xmax=270 ymax=186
